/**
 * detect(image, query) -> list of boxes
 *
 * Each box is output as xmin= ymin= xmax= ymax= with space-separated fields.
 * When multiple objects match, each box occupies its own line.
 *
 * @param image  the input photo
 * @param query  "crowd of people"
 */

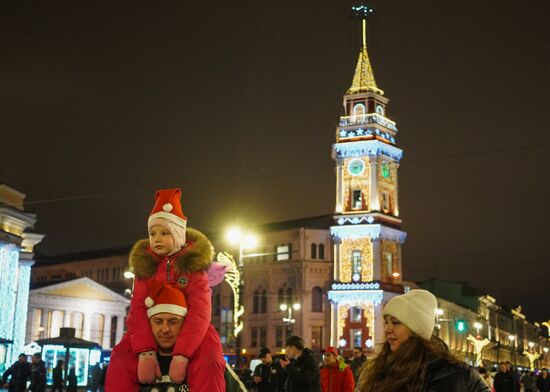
xmin=0 ymin=354 xmax=106 ymax=392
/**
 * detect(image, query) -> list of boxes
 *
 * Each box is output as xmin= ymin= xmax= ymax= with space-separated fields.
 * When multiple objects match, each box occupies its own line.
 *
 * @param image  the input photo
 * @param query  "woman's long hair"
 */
xmin=355 ymin=335 xmax=460 ymax=392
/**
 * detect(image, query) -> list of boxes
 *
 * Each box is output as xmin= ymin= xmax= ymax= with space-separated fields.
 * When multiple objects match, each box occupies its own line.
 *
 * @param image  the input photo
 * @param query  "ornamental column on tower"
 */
xmin=328 ymin=5 xmax=407 ymax=352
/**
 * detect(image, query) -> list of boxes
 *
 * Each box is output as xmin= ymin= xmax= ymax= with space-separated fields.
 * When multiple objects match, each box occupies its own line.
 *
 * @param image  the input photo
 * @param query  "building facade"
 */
xmin=0 ymin=185 xmax=44 ymax=372
xmin=27 ymin=277 xmax=129 ymax=350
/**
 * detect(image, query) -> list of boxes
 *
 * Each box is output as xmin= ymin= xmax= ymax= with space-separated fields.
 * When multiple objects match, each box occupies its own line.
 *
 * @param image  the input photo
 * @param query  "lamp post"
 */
xmin=280 ymin=303 xmax=301 ymax=334
xmin=225 ymin=227 xmax=258 ymax=368
xmin=508 ymin=335 xmax=516 ymax=365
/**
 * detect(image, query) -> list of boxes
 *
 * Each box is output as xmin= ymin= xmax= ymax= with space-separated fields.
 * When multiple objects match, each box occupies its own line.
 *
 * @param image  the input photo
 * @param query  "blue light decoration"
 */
xmin=336 ymin=215 xmax=375 ymax=225
xmin=338 ymin=127 xmax=396 ymax=144
xmin=13 ymin=263 xmax=31 ymax=363
xmin=0 ymin=244 xmax=19 ymax=365
xmin=331 ymin=282 xmax=381 ymax=290
xmin=330 ymin=224 xmax=407 ymax=243
xmin=332 ymin=140 xmax=403 ymax=161
xmin=328 ymin=290 xmax=383 ymax=306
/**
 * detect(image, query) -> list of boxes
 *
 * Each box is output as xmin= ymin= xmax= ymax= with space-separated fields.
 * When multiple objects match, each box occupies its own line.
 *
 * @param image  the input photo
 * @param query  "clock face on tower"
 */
xmin=348 ymin=159 xmax=365 ymax=176
xmin=381 ymin=162 xmax=391 ymax=179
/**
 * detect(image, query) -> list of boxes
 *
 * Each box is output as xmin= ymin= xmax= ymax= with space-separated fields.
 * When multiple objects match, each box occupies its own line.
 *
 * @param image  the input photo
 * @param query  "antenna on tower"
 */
xmin=351 ymin=4 xmax=375 ymax=49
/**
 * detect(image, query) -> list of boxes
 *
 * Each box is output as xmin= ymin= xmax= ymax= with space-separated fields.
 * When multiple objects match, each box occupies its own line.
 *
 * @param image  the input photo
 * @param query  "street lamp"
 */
xmin=474 ymin=322 xmax=483 ymax=337
xmin=509 ymin=335 xmax=516 ymax=365
xmin=225 ymin=226 xmax=258 ymax=367
xmin=280 ymin=303 xmax=301 ymax=334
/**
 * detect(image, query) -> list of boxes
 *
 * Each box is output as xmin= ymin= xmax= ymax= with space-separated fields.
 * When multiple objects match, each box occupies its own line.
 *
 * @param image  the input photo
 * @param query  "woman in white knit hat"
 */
xmin=355 ymin=289 xmax=489 ymax=392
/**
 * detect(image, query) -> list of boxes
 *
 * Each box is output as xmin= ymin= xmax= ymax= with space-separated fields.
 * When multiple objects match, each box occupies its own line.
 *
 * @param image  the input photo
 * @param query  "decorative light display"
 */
xmin=337 ymin=216 xmax=375 ymax=225
xmin=342 ymin=157 xmax=370 ymax=212
xmin=339 ymin=237 xmax=373 ymax=282
xmin=466 ymin=334 xmax=491 ymax=367
xmin=522 ymin=350 xmax=540 ymax=371
xmin=333 ymin=140 xmax=403 ymax=161
xmin=329 ymin=290 xmax=383 ymax=306
xmin=0 ymin=244 xmax=19 ymax=365
xmin=334 ymin=302 xmax=375 ymax=348
xmin=217 ymin=252 xmax=244 ymax=337
xmin=13 ymin=263 xmax=31 ymax=364
xmin=331 ymin=282 xmax=380 ymax=290
xmin=331 ymin=224 xmax=407 ymax=243
xmin=338 ymin=127 xmax=396 ymax=144
xmin=339 ymin=113 xmax=397 ymax=131
xmin=365 ymin=338 xmax=374 ymax=348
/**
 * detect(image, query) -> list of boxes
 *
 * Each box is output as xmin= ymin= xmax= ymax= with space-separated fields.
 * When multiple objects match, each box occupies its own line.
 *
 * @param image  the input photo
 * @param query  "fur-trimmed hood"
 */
xmin=129 ymin=227 xmax=214 ymax=279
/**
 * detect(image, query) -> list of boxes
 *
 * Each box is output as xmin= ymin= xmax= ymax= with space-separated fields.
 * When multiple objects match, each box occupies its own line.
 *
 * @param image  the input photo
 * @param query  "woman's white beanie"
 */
xmin=383 ymin=289 xmax=438 ymax=340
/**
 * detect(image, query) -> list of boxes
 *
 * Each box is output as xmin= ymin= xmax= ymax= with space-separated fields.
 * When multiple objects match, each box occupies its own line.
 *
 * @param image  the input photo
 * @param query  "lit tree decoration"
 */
xmin=216 ymin=252 xmax=244 ymax=336
xmin=523 ymin=350 xmax=540 ymax=371
xmin=467 ymin=334 xmax=491 ymax=367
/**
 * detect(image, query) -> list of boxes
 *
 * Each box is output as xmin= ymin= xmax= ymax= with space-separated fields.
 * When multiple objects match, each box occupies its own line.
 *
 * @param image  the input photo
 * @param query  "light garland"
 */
xmin=338 ymin=237 xmax=373 ymax=282
xmin=331 ymin=224 xmax=407 ymax=243
xmin=217 ymin=252 xmax=244 ymax=337
xmin=12 ymin=264 xmax=31 ymax=364
xmin=336 ymin=216 xmax=375 ymax=225
xmin=342 ymin=157 xmax=370 ymax=212
xmin=339 ymin=113 xmax=397 ymax=132
xmin=333 ymin=140 xmax=403 ymax=161
xmin=331 ymin=282 xmax=380 ymax=290
xmin=0 ymin=244 xmax=19 ymax=366
xmin=338 ymin=127 xmax=396 ymax=144
xmin=329 ymin=290 xmax=383 ymax=306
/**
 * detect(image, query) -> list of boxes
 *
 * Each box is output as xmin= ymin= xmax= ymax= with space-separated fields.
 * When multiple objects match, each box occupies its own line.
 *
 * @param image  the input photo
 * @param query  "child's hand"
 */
xmin=169 ymin=355 xmax=189 ymax=384
xmin=137 ymin=351 xmax=161 ymax=384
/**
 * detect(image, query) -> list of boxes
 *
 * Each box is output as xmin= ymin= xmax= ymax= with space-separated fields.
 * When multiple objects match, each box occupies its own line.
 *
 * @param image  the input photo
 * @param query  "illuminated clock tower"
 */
xmin=328 ymin=5 xmax=406 ymax=352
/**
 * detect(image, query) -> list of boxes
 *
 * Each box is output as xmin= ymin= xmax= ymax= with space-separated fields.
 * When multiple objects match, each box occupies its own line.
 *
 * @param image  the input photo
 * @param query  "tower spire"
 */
xmin=348 ymin=5 xmax=384 ymax=95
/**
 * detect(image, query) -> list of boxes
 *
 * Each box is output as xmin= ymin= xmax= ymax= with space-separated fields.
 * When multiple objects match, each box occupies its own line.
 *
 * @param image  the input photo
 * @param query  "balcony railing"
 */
xmin=339 ymin=113 xmax=397 ymax=131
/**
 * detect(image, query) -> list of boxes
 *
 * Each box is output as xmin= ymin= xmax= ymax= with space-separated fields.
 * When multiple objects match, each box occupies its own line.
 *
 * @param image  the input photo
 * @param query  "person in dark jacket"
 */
xmin=280 ymin=335 xmax=321 ymax=392
xmin=494 ymin=362 xmax=516 ymax=392
xmin=355 ymin=290 xmax=489 ymax=392
xmin=51 ymin=359 xmax=65 ymax=392
xmin=253 ymin=347 xmax=286 ymax=392
xmin=349 ymin=347 xmax=366 ymax=384
xmin=537 ymin=368 xmax=550 ymax=392
xmin=29 ymin=353 xmax=47 ymax=392
xmin=66 ymin=367 xmax=78 ymax=392
xmin=1 ymin=353 xmax=31 ymax=392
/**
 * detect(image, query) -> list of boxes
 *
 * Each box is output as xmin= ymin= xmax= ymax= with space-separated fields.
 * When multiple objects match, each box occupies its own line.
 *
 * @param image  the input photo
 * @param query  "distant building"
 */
xmin=0 ymin=185 xmax=44 ymax=372
xmin=27 ymin=277 xmax=129 ymax=350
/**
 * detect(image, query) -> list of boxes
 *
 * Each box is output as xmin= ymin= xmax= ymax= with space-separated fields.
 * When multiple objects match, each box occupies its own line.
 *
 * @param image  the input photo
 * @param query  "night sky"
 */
xmin=2 ymin=1 xmax=549 ymax=321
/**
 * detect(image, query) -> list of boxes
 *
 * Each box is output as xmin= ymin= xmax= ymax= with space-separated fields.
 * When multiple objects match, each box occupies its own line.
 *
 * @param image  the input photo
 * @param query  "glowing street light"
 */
xmin=473 ymin=322 xmax=483 ymax=337
xmin=280 ymin=303 xmax=301 ymax=333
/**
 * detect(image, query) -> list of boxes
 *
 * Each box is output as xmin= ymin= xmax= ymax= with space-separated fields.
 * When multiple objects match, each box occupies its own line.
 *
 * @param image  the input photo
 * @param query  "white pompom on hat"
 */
xmin=383 ymin=289 xmax=437 ymax=340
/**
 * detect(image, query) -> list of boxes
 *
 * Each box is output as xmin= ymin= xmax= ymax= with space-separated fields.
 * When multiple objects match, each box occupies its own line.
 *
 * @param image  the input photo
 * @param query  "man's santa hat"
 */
xmin=145 ymin=281 xmax=188 ymax=318
xmin=148 ymin=188 xmax=188 ymax=253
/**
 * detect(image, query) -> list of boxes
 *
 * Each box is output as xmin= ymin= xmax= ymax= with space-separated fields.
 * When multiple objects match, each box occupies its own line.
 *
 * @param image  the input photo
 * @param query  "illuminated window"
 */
xmin=376 ymin=104 xmax=385 ymax=115
xmin=351 ymin=307 xmax=362 ymax=322
xmin=352 ymin=251 xmax=362 ymax=275
xmin=277 ymin=244 xmax=290 ymax=261
xmin=318 ymin=244 xmax=325 ymax=259
xmin=381 ymin=191 xmax=390 ymax=212
xmin=352 ymin=190 xmax=362 ymax=210
xmin=351 ymin=329 xmax=362 ymax=348
xmin=353 ymin=103 xmax=366 ymax=116
xmin=384 ymin=252 xmax=393 ymax=278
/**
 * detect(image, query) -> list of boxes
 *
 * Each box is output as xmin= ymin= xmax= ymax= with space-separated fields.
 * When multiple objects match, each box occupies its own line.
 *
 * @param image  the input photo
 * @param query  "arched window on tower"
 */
xmin=376 ymin=104 xmax=385 ymax=115
xmin=311 ymin=286 xmax=323 ymax=313
xmin=311 ymin=243 xmax=317 ymax=259
xmin=383 ymin=251 xmax=393 ymax=282
xmin=318 ymin=244 xmax=325 ymax=260
xmin=353 ymin=103 xmax=366 ymax=116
